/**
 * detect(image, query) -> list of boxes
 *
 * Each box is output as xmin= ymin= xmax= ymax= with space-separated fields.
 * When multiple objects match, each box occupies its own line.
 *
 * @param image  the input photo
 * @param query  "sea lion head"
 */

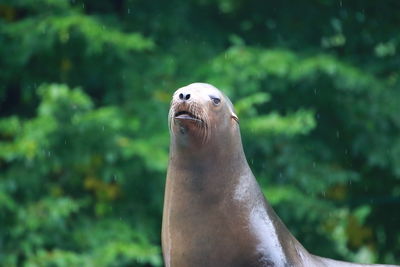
xmin=169 ymin=83 xmax=239 ymax=148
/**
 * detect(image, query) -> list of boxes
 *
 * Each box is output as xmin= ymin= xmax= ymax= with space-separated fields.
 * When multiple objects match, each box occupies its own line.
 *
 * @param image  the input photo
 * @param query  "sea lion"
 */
xmin=161 ymin=83 xmax=398 ymax=267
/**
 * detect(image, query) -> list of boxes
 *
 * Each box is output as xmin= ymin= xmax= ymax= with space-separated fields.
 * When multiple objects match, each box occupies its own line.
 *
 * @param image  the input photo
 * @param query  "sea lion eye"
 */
xmin=211 ymin=97 xmax=221 ymax=105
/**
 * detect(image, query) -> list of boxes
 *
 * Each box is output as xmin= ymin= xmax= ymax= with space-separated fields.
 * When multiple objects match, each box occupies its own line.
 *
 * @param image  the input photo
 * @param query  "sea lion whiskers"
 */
xmin=200 ymin=113 xmax=210 ymax=145
xmin=168 ymin=100 xmax=177 ymax=134
xmin=169 ymin=100 xmax=211 ymax=144
xmin=188 ymin=101 xmax=210 ymax=145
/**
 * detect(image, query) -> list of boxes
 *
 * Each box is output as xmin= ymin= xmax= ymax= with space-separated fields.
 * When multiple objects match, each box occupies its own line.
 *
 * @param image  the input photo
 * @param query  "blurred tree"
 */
xmin=0 ymin=0 xmax=399 ymax=266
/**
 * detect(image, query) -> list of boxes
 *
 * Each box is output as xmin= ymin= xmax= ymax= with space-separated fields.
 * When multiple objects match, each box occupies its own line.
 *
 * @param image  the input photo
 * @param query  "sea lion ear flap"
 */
xmin=231 ymin=112 xmax=239 ymax=124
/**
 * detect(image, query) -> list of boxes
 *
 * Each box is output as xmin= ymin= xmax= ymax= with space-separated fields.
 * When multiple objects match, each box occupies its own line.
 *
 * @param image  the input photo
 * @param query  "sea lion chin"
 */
xmin=162 ymin=83 xmax=399 ymax=267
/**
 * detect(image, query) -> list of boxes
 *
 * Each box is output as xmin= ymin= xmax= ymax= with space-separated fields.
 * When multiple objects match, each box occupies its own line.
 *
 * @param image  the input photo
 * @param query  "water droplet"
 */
xmin=127 ymin=8 xmax=131 ymax=14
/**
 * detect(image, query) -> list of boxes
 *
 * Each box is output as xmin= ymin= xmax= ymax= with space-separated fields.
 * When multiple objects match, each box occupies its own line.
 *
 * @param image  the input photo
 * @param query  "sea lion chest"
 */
xmin=162 ymin=165 xmax=287 ymax=267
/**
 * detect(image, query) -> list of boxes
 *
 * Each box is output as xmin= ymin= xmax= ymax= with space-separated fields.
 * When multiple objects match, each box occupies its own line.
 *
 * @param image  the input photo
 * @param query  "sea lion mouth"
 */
xmin=174 ymin=110 xmax=203 ymax=123
xmin=169 ymin=101 xmax=210 ymax=144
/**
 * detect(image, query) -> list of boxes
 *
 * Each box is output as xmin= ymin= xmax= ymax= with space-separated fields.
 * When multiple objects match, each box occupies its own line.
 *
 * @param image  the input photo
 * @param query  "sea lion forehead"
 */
xmin=174 ymin=83 xmax=222 ymax=99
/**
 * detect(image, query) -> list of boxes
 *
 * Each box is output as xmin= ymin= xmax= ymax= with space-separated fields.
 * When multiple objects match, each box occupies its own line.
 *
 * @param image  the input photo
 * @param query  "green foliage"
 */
xmin=1 ymin=0 xmax=399 ymax=266
xmin=0 ymin=84 xmax=163 ymax=266
xmin=243 ymin=110 xmax=316 ymax=136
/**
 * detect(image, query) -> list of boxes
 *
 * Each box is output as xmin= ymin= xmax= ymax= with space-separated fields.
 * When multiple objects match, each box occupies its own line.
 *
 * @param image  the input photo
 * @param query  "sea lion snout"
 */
xmin=169 ymin=97 xmax=209 ymax=145
xmin=170 ymin=94 xmax=205 ymax=122
xmin=170 ymin=84 xmax=217 ymax=124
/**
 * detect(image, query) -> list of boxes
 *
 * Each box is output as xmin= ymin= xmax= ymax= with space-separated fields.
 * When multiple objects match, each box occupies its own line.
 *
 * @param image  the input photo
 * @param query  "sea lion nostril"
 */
xmin=178 ymin=93 xmax=191 ymax=101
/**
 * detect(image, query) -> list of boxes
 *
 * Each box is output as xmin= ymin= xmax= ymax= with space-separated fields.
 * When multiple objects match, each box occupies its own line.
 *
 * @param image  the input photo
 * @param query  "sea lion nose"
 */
xmin=179 ymin=93 xmax=191 ymax=101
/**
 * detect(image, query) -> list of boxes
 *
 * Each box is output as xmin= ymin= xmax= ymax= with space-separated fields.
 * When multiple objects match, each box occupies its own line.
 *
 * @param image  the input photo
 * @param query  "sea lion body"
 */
xmin=162 ymin=83 xmax=398 ymax=267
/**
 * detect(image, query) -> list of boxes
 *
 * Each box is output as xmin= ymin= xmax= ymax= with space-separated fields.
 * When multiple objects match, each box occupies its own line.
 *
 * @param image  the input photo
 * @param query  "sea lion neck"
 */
xmin=168 ymin=127 xmax=249 ymax=197
xmin=170 ymin=128 xmax=247 ymax=172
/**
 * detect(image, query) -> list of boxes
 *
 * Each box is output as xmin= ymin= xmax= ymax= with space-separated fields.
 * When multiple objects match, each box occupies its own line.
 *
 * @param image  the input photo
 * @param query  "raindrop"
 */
xmin=312 ymin=161 xmax=316 ymax=168
xmin=336 ymin=130 xmax=340 ymax=138
xmin=339 ymin=0 xmax=342 ymax=7
xmin=127 ymin=8 xmax=131 ymax=14
xmin=102 ymin=125 xmax=105 ymax=131
xmin=314 ymin=88 xmax=317 ymax=95
xmin=64 ymin=139 xmax=67 ymax=145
